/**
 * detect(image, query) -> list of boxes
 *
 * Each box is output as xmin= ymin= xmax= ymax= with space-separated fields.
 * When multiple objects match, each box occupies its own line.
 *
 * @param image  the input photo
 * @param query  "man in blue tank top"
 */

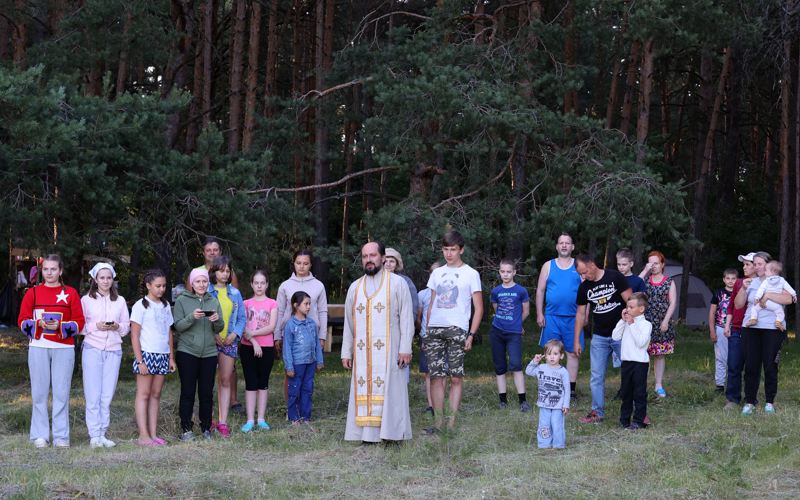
xmin=536 ymin=233 xmax=583 ymax=399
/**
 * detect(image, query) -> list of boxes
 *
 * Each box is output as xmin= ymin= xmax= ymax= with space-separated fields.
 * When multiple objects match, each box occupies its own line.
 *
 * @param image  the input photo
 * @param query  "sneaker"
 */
xmin=655 ymin=388 xmax=667 ymax=398
xmin=216 ymin=423 xmax=231 ymax=438
xmin=90 ymin=437 xmax=103 ymax=449
xmin=764 ymin=403 xmax=776 ymax=414
xmin=150 ymin=437 xmax=166 ymax=446
xmin=257 ymin=420 xmax=271 ymax=430
xmin=202 ymin=430 xmax=213 ymax=440
xmin=498 ymin=401 xmax=508 ymax=409
xmin=425 ymin=406 xmax=435 ymax=417
xmin=724 ymin=401 xmax=739 ymax=411
xmin=628 ymin=422 xmax=646 ymax=430
xmin=520 ymin=401 xmax=532 ymax=413
xmin=180 ymin=431 xmax=195 ymax=442
xmin=578 ymin=410 xmax=603 ymax=424
xmin=33 ymin=438 xmax=48 ymax=449
xmin=741 ymin=404 xmax=755 ymax=415
xmin=100 ymin=436 xmax=117 ymax=448
xmin=230 ymin=402 xmax=244 ymax=414
xmin=423 ymin=426 xmax=440 ymax=435
xmin=53 ymin=439 xmax=70 ymax=448
xmin=241 ymin=421 xmax=255 ymax=433
xmin=643 ymin=415 xmax=651 ymax=425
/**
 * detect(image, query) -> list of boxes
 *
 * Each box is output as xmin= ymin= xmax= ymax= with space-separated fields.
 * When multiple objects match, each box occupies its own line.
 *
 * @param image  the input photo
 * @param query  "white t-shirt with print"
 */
xmin=426 ymin=263 xmax=482 ymax=331
xmin=130 ymin=297 xmax=174 ymax=354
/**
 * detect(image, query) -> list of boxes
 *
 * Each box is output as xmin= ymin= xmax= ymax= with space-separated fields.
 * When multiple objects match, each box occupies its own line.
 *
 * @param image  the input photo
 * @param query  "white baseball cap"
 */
xmin=737 ymin=252 xmax=756 ymax=263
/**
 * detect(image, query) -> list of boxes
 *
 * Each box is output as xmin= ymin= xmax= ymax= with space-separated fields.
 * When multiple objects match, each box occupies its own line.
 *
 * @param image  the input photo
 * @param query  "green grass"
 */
xmin=1 ymin=326 xmax=798 ymax=498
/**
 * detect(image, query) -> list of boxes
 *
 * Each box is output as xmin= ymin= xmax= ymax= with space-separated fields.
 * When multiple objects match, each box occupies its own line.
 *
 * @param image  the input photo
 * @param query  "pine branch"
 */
xmin=235 ymin=165 xmax=400 ymax=196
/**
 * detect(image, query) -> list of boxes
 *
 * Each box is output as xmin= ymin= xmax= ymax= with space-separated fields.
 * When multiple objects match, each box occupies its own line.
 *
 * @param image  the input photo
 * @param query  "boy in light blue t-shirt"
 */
xmin=490 ymin=259 xmax=530 ymax=411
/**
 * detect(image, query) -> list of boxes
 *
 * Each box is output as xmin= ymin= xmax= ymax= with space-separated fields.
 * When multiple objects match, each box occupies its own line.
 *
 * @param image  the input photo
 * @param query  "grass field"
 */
xmin=1 ymin=325 xmax=799 ymax=499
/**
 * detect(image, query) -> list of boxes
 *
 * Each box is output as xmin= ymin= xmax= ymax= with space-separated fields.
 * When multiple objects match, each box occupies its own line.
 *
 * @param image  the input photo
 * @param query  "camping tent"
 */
xmin=658 ymin=258 xmax=713 ymax=327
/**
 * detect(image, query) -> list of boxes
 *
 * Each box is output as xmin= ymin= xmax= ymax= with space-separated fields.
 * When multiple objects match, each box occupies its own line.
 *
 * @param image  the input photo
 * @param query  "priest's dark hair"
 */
xmin=365 ymin=241 xmax=385 ymax=256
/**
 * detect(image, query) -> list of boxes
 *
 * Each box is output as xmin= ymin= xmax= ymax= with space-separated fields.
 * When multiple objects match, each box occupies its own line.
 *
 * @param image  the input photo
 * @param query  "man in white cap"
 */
xmin=722 ymin=252 xmax=755 ymax=409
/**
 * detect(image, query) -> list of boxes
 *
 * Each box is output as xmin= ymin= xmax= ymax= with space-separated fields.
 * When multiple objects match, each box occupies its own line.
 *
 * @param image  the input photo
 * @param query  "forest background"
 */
xmin=1 ymin=0 xmax=799 ymax=325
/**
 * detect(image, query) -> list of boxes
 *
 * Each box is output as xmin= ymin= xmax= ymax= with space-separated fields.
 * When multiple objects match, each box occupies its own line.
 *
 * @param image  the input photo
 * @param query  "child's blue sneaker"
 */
xmin=257 ymin=420 xmax=271 ymax=430
xmin=655 ymin=388 xmax=667 ymax=398
xmin=741 ymin=404 xmax=754 ymax=415
xmin=241 ymin=421 xmax=255 ymax=433
xmin=764 ymin=403 xmax=775 ymax=414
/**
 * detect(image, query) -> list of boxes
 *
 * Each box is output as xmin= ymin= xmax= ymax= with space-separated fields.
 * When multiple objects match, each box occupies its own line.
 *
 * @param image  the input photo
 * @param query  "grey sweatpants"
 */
xmin=29 ymin=346 xmax=75 ymax=442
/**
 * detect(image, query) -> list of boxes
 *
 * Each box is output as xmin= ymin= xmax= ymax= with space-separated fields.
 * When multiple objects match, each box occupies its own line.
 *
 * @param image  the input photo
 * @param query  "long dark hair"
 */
xmin=141 ymin=269 xmax=169 ymax=309
xmin=291 ymin=249 xmax=313 ymax=273
xmin=88 ymin=268 xmax=119 ymax=301
xmin=209 ymin=255 xmax=232 ymax=285
xmin=291 ymin=291 xmax=311 ymax=314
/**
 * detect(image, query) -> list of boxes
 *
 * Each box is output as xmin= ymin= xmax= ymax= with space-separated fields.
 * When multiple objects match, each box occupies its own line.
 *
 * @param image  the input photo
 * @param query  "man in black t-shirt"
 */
xmin=572 ymin=254 xmax=632 ymax=424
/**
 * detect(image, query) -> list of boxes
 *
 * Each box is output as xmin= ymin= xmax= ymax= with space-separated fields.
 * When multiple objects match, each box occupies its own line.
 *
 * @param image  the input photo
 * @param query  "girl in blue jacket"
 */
xmin=283 ymin=291 xmax=324 ymax=423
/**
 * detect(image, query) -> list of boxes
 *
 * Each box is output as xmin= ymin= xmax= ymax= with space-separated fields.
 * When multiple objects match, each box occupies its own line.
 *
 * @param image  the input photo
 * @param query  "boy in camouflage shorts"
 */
xmin=423 ymin=231 xmax=483 ymax=432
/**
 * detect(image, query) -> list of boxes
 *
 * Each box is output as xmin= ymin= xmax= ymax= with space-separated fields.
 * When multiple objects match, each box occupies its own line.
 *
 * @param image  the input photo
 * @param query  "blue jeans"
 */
xmin=490 ymin=327 xmax=523 ymax=375
xmin=589 ymin=334 xmax=621 ymax=417
xmin=725 ymin=328 xmax=743 ymax=404
xmin=287 ymin=362 xmax=316 ymax=421
xmin=537 ymin=407 xmax=565 ymax=448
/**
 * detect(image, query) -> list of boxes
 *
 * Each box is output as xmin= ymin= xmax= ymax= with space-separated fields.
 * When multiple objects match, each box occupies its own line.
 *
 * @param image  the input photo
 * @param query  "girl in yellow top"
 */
xmin=208 ymin=256 xmax=246 ymax=438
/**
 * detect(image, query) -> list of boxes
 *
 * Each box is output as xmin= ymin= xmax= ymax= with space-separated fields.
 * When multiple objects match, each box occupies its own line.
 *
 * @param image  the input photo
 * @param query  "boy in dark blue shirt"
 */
xmin=490 ymin=259 xmax=531 ymax=411
xmin=616 ymin=248 xmax=646 ymax=293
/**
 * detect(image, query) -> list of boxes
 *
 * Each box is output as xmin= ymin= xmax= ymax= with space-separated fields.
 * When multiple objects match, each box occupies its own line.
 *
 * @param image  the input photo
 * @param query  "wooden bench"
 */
xmin=323 ymin=304 xmax=344 ymax=353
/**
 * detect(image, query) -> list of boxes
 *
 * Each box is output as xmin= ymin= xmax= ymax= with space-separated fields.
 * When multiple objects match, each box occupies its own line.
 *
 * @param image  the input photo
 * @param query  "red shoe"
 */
xmin=578 ymin=410 xmax=604 ymax=424
xmin=216 ymin=423 xmax=231 ymax=438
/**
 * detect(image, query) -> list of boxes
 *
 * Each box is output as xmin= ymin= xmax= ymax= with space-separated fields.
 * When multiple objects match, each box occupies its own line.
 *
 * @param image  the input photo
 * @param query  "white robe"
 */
xmin=342 ymin=270 xmax=414 ymax=442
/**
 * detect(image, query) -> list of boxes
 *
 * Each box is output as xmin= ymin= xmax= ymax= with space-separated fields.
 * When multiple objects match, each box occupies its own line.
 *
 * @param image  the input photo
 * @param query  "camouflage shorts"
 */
xmin=423 ymin=326 xmax=467 ymax=378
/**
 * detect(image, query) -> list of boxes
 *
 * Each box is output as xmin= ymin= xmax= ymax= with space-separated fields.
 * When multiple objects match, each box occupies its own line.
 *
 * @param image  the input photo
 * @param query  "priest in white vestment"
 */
xmin=342 ymin=242 xmax=414 ymax=442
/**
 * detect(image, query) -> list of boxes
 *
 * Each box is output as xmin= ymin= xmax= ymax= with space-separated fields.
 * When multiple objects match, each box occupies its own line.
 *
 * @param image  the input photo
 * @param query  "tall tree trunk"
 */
xmin=242 ymin=0 xmax=262 ymax=152
xmin=659 ymin=58 xmax=671 ymax=162
xmin=264 ymin=0 xmax=280 ymax=117
xmin=312 ymin=0 xmax=330 ymax=284
xmin=339 ymin=87 xmax=359 ymax=295
xmin=680 ymin=47 xmax=733 ymax=320
xmin=185 ymin=4 xmax=206 ymax=152
xmin=635 ymin=38 xmax=655 ymax=165
xmin=12 ymin=0 xmax=27 ymax=67
xmin=200 ymin=0 xmax=214 ymax=171
xmin=562 ymin=0 xmax=577 ymax=114
xmin=779 ymin=38 xmax=791 ymax=263
xmin=619 ymin=40 xmax=641 ymax=137
xmin=795 ymin=42 xmax=800 ymax=332
xmin=163 ymin=0 xmax=197 ymax=149
xmin=0 ymin=15 xmax=9 ymax=61
xmin=116 ymin=10 xmax=134 ymax=98
xmin=228 ymin=0 xmax=247 ymax=153
xmin=720 ymin=46 xmax=741 ymax=208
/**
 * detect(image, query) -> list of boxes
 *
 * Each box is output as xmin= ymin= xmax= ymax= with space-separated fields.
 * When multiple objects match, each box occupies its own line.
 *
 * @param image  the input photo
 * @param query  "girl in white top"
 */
xmin=80 ymin=263 xmax=130 ymax=448
xmin=130 ymin=269 xmax=175 ymax=446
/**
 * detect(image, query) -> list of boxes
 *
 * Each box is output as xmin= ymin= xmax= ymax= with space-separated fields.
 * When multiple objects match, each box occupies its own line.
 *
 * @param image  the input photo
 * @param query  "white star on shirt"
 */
xmin=56 ymin=290 xmax=69 ymax=304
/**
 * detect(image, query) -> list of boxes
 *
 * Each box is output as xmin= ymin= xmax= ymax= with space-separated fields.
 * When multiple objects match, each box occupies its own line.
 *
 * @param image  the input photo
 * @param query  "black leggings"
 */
xmin=743 ymin=327 xmax=786 ymax=405
xmin=239 ymin=344 xmax=275 ymax=391
xmin=176 ymin=351 xmax=217 ymax=432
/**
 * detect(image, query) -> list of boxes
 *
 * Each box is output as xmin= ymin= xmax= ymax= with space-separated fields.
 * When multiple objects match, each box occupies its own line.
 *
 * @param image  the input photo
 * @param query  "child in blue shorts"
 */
xmin=490 ymin=260 xmax=530 ymax=411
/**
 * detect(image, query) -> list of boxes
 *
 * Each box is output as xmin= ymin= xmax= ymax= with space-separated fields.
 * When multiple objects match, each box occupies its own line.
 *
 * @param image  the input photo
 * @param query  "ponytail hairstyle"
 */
xmin=251 ymin=268 xmax=269 ymax=284
xmin=291 ymin=249 xmax=313 ymax=273
xmin=43 ymin=254 xmax=65 ymax=285
xmin=141 ymin=268 xmax=169 ymax=309
xmin=290 ymin=291 xmax=311 ymax=313
xmin=88 ymin=271 xmax=119 ymax=301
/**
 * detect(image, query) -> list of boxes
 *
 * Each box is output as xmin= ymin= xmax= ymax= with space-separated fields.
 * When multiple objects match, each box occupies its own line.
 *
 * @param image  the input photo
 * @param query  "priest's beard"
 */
xmin=364 ymin=262 xmax=383 ymax=276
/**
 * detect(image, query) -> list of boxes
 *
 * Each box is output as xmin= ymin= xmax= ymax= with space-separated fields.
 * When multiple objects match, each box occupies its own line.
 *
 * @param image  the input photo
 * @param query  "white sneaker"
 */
xmin=100 ymin=436 xmax=116 ymax=448
xmin=90 ymin=437 xmax=103 ymax=448
xmin=33 ymin=438 xmax=48 ymax=448
xmin=53 ymin=438 xmax=70 ymax=448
